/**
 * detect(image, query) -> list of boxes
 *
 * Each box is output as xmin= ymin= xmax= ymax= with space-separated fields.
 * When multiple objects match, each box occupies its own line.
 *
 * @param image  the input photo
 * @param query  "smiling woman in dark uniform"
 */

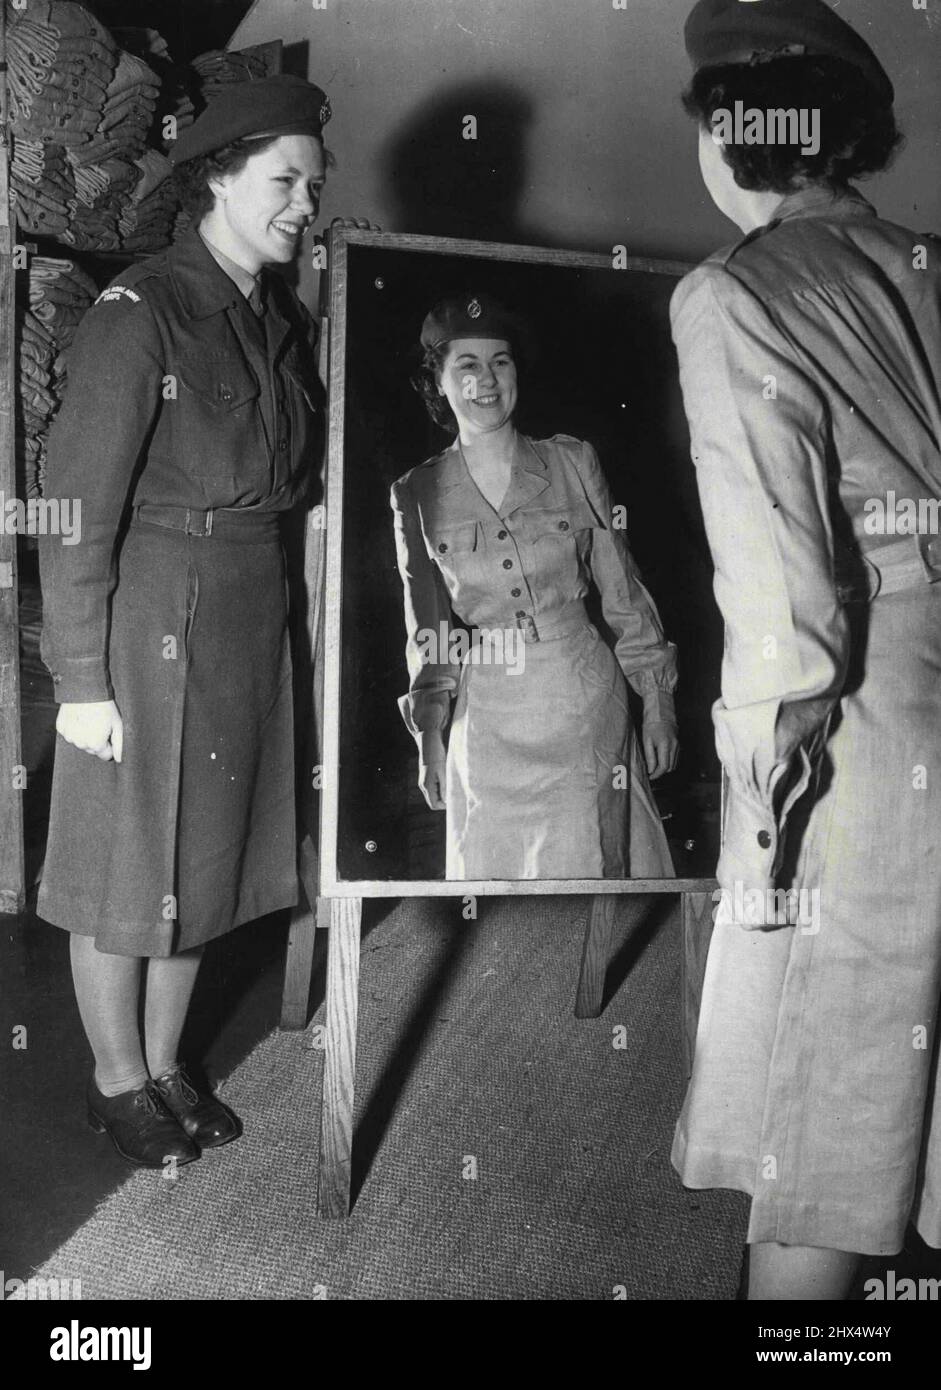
xmin=38 ymin=76 xmax=331 ymax=1167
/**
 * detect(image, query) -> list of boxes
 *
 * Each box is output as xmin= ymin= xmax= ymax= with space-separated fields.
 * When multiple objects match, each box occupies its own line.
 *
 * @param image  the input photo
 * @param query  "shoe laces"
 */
xmin=155 ymin=1064 xmax=199 ymax=1106
xmin=134 ymin=1082 xmax=163 ymax=1116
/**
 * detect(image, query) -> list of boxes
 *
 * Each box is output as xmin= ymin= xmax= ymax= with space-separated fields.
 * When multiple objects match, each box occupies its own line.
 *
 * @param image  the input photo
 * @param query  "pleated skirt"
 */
xmin=38 ymin=512 xmax=298 ymax=956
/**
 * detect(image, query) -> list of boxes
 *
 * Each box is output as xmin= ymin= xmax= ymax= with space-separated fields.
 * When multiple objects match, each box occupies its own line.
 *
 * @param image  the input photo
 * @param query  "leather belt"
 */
xmin=836 ymin=533 xmax=941 ymax=603
xmin=132 ymin=503 xmax=280 ymax=537
xmin=512 ymin=600 xmax=589 ymax=642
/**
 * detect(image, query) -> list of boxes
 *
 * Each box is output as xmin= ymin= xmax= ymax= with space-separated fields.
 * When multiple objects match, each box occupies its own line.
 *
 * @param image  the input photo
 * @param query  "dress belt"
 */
xmin=511 ymin=600 xmax=590 ymax=643
xmin=132 ymin=502 xmax=280 ymax=537
xmin=836 ymin=533 xmax=941 ymax=603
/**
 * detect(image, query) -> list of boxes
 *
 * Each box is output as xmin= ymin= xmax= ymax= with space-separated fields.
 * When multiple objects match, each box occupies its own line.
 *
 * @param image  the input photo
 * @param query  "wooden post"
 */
xmin=574 ymin=894 xmax=617 ymax=1018
xmin=317 ymin=895 xmax=362 ymax=1218
xmin=0 ymin=5 xmax=25 ymax=914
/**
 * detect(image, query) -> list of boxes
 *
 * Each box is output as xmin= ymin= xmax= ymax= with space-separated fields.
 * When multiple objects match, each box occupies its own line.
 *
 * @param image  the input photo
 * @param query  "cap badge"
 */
xmin=467 ymin=298 xmax=482 ymax=319
xmin=320 ymin=97 xmax=332 ymax=126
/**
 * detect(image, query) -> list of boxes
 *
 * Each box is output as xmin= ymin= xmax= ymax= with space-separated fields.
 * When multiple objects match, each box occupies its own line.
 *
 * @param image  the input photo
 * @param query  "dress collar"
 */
xmin=768 ymin=183 xmax=877 ymax=228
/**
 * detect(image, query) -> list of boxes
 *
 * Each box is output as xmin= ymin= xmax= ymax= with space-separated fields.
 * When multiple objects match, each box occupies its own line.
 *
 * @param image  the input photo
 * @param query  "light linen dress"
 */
xmin=391 ymin=434 xmax=677 ymax=880
xmin=671 ymin=185 xmax=941 ymax=1256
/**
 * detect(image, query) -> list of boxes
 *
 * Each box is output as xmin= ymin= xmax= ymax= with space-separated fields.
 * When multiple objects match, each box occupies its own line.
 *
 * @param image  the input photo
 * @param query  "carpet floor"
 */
xmin=19 ymin=894 xmax=749 ymax=1300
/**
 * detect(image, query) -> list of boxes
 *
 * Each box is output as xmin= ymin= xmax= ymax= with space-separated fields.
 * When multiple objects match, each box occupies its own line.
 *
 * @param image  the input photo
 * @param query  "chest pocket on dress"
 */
xmin=425 ymin=519 xmax=479 ymax=567
xmin=517 ymin=501 xmax=598 ymax=544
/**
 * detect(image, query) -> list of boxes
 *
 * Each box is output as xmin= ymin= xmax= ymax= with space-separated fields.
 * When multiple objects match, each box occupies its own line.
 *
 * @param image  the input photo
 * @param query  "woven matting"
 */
xmin=23 ymin=895 xmax=747 ymax=1299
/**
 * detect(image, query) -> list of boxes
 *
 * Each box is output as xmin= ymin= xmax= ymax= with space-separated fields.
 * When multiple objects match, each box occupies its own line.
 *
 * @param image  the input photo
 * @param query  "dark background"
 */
xmin=334 ymin=240 xmax=723 ymax=882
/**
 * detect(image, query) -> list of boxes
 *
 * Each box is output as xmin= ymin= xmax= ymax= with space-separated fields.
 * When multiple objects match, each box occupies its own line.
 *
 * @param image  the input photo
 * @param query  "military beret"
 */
xmin=169 ymin=75 xmax=332 ymax=165
xmin=685 ymin=0 xmax=893 ymax=104
xmin=420 ymin=293 xmax=521 ymax=351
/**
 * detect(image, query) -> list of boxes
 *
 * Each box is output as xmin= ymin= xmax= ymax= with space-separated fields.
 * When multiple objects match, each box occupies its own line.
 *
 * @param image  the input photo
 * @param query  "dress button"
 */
xmin=438 ymin=542 xmax=448 ymax=553
xmin=511 ymin=588 xmax=521 ymax=597
xmin=502 ymin=558 xmax=513 ymax=569
xmin=515 ymin=610 xmax=526 ymax=619
xmin=220 ymin=388 xmax=233 ymax=402
xmin=757 ymin=830 xmax=772 ymax=849
xmin=558 ymin=520 xmax=570 ymax=531
xmin=279 ymin=439 xmax=288 ymax=451
xmin=497 ymin=529 xmax=507 ymax=540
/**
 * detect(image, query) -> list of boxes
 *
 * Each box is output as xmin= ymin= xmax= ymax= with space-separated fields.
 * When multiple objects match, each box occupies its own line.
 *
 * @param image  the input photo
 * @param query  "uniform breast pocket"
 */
xmin=425 ymin=519 xmax=480 ymax=575
xmin=518 ymin=502 xmax=598 ymax=545
xmin=177 ymin=358 xmax=262 ymax=476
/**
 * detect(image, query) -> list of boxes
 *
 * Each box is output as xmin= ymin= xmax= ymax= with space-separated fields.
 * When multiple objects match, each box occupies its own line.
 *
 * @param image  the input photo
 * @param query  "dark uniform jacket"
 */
xmin=40 ymin=227 xmax=323 ymax=703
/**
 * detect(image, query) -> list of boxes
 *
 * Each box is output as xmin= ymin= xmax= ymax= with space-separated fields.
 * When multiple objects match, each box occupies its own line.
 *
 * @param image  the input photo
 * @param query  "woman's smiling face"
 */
xmin=206 ymin=133 xmax=326 ymax=273
xmin=437 ymin=337 xmax=518 ymax=440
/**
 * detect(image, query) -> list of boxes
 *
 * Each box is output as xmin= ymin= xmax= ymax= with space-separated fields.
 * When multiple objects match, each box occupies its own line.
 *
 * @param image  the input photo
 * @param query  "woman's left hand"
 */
xmin=643 ymin=721 xmax=679 ymax=780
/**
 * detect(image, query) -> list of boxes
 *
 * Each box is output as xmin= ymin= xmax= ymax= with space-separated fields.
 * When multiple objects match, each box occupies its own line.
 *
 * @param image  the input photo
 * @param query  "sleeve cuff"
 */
xmin=717 ymin=747 xmax=814 ymax=895
xmin=397 ymin=691 xmax=451 ymax=742
xmin=642 ymin=688 xmax=676 ymax=727
xmin=48 ymin=662 xmax=114 ymax=705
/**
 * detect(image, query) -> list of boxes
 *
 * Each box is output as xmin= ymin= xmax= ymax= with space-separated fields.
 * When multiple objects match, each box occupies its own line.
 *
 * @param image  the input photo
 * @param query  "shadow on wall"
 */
xmin=381 ymin=81 xmax=535 ymax=243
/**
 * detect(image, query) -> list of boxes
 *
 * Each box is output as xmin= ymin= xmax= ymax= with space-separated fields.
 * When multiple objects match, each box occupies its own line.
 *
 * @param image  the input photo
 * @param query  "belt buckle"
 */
xmin=916 ymin=530 xmax=941 ymax=584
xmin=184 ymin=508 xmax=213 ymax=537
xmin=516 ymin=613 xmax=539 ymax=642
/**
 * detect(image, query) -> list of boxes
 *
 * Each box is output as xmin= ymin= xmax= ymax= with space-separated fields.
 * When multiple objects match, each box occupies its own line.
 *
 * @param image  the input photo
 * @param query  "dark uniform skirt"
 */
xmin=38 ymin=507 xmax=298 ymax=957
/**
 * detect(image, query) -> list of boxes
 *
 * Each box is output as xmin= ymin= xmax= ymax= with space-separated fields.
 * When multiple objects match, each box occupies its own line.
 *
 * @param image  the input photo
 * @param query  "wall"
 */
xmin=232 ymin=0 xmax=941 ymax=304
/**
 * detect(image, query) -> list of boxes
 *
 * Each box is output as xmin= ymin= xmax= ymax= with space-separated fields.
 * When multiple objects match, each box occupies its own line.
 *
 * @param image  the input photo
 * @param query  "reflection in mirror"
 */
xmin=333 ymin=237 xmax=722 ymax=883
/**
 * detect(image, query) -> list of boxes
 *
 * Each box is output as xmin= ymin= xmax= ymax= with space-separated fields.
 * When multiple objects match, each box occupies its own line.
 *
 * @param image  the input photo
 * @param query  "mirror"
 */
xmin=320 ymin=230 xmax=722 ymax=889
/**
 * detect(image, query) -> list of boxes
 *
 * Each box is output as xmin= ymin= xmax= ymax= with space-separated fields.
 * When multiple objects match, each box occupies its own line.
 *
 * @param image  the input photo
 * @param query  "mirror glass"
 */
xmin=331 ymin=236 xmax=721 ymax=883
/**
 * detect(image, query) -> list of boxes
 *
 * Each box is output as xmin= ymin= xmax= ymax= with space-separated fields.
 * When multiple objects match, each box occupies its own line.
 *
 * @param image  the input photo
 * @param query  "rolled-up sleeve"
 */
xmin=573 ymin=440 xmax=678 ymax=724
xmin=671 ymin=263 xmax=849 ymax=892
xmin=390 ymin=478 xmax=461 ymax=742
xmin=39 ymin=290 xmax=164 ymax=703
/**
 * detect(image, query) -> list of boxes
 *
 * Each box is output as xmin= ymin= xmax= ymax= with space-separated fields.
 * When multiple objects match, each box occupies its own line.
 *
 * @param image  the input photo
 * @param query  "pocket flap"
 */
xmin=518 ymin=501 xmax=599 ymax=541
xmin=179 ymin=362 xmax=259 ymax=411
xmin=426 ymin=519 xmax=479 ymax=559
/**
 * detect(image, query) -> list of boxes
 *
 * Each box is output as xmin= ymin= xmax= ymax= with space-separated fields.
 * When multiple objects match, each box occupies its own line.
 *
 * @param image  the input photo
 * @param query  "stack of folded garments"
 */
xmin=71 ymin=49 xmax=161 ymax=167
xmin=7 ymin=1 xmax=117 ymax=149
xmin=118 ymin=150 xmax=178 ymax=253
xmin=61 ymin=149 xmax=144 ymax=251
xmin=17 ymin=257 xmax=100 ymax=498
xmin=191 ymin=48 xmax=270 ymax=101
xmin=11 ymin=138 xmax=75 ymax=238
xmin=113 ymin=27 xmax=197 ymax=151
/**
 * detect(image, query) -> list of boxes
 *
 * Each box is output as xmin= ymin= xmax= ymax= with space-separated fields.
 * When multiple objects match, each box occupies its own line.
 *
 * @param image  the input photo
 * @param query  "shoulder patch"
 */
xmin=94 ymin=284 xmax=144 ymax=307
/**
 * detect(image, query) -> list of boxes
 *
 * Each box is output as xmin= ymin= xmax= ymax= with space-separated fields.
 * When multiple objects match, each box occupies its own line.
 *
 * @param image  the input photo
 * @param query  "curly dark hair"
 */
xmin=682 ymin=55 xmax=902 ymax=193
xmin=172 ymin=135 xmax=334 ymax=221
xmin=410 ymin=322 xmax=530 ymax=435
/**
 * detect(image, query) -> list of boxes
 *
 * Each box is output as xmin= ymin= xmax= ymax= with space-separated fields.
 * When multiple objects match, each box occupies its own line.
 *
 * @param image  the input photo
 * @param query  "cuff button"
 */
xmin=757 ymin=830 xmax=772 ymax=849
